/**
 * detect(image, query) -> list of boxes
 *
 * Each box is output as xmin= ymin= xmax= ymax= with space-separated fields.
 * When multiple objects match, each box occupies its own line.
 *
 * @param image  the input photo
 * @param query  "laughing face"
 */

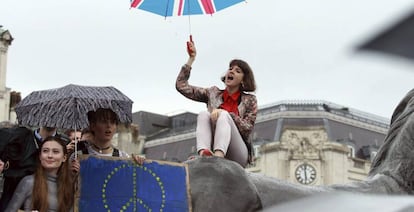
xmin=39 ymin=140 xmax=67 ymax=175
xmin=224 ymin=65 xmax=244 ymax=91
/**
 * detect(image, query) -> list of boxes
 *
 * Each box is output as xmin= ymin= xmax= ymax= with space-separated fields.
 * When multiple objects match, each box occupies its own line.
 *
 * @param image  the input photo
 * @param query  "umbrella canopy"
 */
xmin=130 ymin=0 xmax=245 ymax=17
xmin=358 ymin=9 xmax=414 ymax=61
xmin=15 ymin=84 xmax=133 ymax=130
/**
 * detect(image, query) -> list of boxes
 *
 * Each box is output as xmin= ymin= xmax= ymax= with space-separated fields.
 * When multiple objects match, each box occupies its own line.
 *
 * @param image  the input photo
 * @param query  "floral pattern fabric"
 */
xmin=175 ymin=64 xmax=258 ymax=144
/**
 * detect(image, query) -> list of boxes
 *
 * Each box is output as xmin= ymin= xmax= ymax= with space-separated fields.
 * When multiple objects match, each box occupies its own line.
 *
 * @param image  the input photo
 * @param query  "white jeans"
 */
xmin=196 ymin=110 xmax=248 ymax=167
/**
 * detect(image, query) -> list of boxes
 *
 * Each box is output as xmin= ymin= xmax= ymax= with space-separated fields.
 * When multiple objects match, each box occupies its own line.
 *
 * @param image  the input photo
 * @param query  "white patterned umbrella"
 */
xmin=15 ymin=84 xmax=133 ymax=130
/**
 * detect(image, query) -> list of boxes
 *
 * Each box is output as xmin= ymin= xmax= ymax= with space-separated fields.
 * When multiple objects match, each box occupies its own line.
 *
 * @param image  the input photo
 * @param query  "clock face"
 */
xmin=295 ymin=163 xmax=316 ymax=185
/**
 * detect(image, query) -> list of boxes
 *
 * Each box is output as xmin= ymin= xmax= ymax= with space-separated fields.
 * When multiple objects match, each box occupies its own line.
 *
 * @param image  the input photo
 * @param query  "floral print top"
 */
xmin=175 ymin=64 xmax=258 ymax=144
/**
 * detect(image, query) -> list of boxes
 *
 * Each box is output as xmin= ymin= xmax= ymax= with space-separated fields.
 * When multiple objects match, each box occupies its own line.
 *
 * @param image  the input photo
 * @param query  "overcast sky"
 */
xmin=1 ymin=0 xmax=414 ymax=119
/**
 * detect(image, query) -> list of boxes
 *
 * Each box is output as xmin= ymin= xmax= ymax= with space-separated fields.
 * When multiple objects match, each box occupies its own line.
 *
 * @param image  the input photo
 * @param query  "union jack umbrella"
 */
xmin=130 ymin=0 xmax=246 ymax=17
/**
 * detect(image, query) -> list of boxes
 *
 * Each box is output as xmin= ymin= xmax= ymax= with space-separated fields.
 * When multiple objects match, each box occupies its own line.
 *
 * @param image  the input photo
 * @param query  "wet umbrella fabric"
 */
xmin=15 ymin=84 xmax=133 ymax=130
xmin=130 ymin=0 xmax=245 ymax=17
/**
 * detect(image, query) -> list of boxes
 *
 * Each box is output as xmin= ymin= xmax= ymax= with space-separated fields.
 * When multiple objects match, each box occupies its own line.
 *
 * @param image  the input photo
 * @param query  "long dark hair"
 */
xmin=32 ymin=136 xmax=74 ymax=212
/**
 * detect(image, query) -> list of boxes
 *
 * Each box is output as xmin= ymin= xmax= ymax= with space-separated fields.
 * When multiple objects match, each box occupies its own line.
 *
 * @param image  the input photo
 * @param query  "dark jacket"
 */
xmin=0 ymin=127 xmax=39 ymax=178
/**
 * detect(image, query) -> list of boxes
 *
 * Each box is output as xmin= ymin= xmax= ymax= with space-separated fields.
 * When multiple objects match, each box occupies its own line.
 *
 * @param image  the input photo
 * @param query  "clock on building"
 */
xmin=295 ymin=163 xmax=316 ymax=185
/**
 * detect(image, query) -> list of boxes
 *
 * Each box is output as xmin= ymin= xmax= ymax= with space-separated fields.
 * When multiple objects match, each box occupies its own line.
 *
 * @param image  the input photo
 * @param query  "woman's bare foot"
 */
xmin=214 ymin=150 xmax=225 ymax=157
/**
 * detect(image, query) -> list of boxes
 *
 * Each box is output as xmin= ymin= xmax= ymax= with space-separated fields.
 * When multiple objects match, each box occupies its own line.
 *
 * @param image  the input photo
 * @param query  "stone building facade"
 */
xmin=249 ymin=127 xmax=373 ymax=185
xmin=244 ymin=100 xmax=389 ymax=185
xmin=134 ymin=100 xmax=389 ymax=186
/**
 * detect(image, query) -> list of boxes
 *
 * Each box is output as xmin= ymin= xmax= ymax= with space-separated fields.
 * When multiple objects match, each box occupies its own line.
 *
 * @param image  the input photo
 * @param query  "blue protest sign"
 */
xmin=77 ymin=156 xmax=191 ymax=212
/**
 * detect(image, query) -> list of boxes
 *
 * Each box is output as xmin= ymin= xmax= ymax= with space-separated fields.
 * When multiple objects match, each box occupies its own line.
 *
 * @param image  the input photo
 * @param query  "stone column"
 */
xmin=0 ymin=27 xmax=13 ymax=90
xmin=0 ymin=27 xmax=13 ymax=122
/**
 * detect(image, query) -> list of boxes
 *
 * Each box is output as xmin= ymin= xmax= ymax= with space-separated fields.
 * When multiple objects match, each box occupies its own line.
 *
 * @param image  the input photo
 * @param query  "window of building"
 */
xmin=347 ymin=145 xmax=355 ymax=158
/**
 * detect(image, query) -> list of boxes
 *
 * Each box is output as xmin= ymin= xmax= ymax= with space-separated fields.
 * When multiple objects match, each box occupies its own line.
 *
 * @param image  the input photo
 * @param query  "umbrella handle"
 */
xmin=74 ymin=134 xmax=78 ymax=160
xmin=187 ymin=35 xmax=194 ymax=54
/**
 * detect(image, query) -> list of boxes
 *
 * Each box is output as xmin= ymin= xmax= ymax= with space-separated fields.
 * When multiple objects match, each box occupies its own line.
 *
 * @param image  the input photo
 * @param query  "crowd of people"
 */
xmin=0 ymin=36 xmax=258 ymax=211
xmin=0 ymin=108 xmax=145 ymax=211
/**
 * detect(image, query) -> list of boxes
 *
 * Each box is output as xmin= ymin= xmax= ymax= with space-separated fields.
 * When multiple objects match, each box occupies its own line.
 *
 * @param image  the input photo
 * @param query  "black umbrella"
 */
xmin=358 ymin=9 xmax=414 ymax=61
xmin=15 ymin=84 xmax=133 ymax=130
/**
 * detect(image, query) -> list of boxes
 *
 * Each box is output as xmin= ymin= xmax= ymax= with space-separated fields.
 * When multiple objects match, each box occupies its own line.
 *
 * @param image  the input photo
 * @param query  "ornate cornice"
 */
xmin=256 ymin=110 xmax=388 ymax=134
xmin=261 ymin=127 xmax=349 ymax=160
xmin=259 ymin=100 xmax=389 ymax=126
xmin=0 ymin=30 xmax=13 ymax=46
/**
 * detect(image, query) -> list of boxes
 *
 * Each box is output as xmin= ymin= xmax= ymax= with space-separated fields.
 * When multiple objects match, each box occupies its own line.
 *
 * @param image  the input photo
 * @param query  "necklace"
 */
xmin=92 ymin=144 xmax=112 ymax=154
